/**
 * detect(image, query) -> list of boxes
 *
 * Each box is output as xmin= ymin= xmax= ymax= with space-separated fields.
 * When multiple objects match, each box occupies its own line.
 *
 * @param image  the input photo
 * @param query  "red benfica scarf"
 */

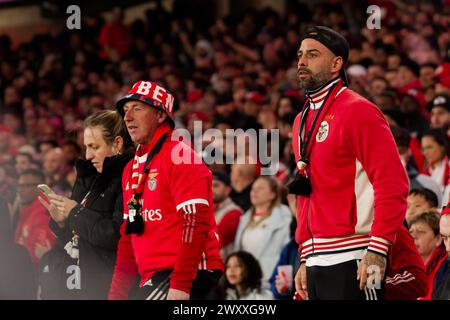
xmin=130 ymin=122 xmax=171 ymax=195
xmin=297 ymin=78 xmax=344 ymax=174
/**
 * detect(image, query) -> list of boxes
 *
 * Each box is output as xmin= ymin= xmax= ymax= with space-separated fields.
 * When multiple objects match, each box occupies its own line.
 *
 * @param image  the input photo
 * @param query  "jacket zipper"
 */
xmin=306 ymin=196 xmax=314 ymax=256
xmin=305 ymin=167 xmax=314 ymax=259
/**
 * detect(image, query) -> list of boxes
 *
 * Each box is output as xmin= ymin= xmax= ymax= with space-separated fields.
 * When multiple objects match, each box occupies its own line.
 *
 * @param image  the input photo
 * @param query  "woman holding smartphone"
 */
xmin=39 ymin=110 xmax=133 ymax=299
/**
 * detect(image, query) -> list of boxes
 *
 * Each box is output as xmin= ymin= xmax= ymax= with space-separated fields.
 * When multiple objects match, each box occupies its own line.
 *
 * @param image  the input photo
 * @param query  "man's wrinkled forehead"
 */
xmin=124 ymin=100 xmax=149 ymax=109
xmin=297 ymin=38 xmax=335 ymax=57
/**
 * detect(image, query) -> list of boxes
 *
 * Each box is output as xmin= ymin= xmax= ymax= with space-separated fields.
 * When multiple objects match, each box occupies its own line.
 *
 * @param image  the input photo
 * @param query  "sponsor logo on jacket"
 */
xmin=142 ymin=208 xmax=163 ymax=221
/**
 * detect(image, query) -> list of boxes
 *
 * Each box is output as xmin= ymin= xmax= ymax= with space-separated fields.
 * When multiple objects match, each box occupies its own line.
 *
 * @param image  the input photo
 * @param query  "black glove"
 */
xmin=287 ymin=172 xmax=312 ymax=196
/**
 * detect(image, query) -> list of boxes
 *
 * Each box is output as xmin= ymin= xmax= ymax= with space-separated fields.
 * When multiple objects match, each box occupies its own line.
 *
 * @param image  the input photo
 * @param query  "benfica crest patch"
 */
xmin=316 ymin=121 xmax=329 ymax=142
xmin=148 ymin=172 xmax=159 ymax=191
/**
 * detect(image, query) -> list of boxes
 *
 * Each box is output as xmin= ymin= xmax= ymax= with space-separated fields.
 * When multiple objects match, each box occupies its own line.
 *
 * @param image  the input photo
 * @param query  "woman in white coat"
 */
xmin=234 ymin=176 xmax=292 ymax=287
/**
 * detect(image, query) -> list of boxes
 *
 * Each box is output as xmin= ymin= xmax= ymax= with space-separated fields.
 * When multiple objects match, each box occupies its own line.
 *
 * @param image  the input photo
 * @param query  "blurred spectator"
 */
xmin=278 ymin=113 xmax=294 ymax=141
xmin=427 ymin=94 xmax=450 ymax=133
xmin=385 ymin=224 xmax=428 ymax=300
xmin=242 ymin=91 xmax=264 ymax=130
xmin=397 ymin=60 xmax=421 ymax=93
xmin=347 ymin=64 xmax=368 ymax=96
xmin=42 ymin=147 xmax=72 ymax=195
xmin=14 ymin=169 xmax=56 ymax=266
xmin=391 ymin=126 xmax=436 ymax=189
xmin=0 ymin=165 xmax=16 ymax=208
xmin=185 ymin=112 xmax=212 ymax=139
xmin=230 ymin=162 xmax=257 ymax=212
xmin=399 ymin=93 xmax=429 ymax=138
xmin=421 ymin=129 xmax=449 ymax=195
xmin=409 ymin=211 xmax=448 ymax=300
xmin=406 ymin=188 xmax=439 ymax=226
xmin=14 ymin=152 xmax=38 ymax=175
xmin=0 ymin=125 xmax=16 ymax=165
xmin=2 ymin=106 xmax=24 ymax=134
xmin=369 ymin=77 xmax=388 ymax=98
xmin=212 ymin=170 xmax=243 ymax=260
xmin=234 ymin=176 xmax=291 ymax=287
xmin=269 ymin=194 xmax=299 ymax=300
xmin=383 ymin=108 xmax=406 ymax=128
xmin=3 ymin=86 xmax=20 ymax=107
xmin=214 ymin=92 xmax=238 ymax=128
xmin=61 ymin=140 xmax=82 ymax=166
xmin=61 ymin=140 xmax=82 ymax=188
xmin=275 ymin=95 xmax=299 ymax=119
xmin=0 ymin=195 xmax=36 ymax=299
xmin=37 ymin=140 xmax=58 ymax=157
xmin=258 ymin=109 xmax=277 ymax=131
xmin=433 ymin=208 xmax=450 ymax=299
xmin=98 ymin=7 xmax=131 ymax=62
xmin=209 ymin=251 xmax=273 ymax=300
xmin=373 ymin=89 xmax=398 ymax=111
xmin=420 ymin=63 xmax=438 ymax=90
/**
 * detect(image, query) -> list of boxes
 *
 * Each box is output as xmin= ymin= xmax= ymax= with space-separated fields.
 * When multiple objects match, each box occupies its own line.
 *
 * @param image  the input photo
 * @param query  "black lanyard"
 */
xmin=131 ymin=132 xmax=168 ymax=202
xmin=298 ymin=82 xmax=338 ymax=161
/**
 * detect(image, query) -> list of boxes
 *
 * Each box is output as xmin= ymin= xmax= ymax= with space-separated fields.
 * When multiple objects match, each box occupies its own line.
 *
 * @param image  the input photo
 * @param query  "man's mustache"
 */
xmin=297 ymin=68 xmax=312 ymax=75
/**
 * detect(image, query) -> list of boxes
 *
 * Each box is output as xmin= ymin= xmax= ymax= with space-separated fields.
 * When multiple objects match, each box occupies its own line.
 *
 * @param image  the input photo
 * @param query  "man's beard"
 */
xmin=298 ymin=66 xmax=333 ymax=92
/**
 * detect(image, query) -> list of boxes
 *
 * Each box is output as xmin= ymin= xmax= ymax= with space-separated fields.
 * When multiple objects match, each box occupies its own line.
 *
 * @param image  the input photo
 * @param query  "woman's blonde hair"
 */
xmin=83 ymin=110 xmax=133 ymax=151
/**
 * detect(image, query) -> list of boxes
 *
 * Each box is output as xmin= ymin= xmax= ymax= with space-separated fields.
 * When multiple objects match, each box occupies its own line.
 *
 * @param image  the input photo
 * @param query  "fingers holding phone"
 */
xmin=38 ymin=195 xmax=65 ymax=226
xmin=37 ymin=184 xmax=55 ymax=198
xmin=37 ymin=184 xmax=77 ymax=226
xmin=49 ymin=195 xmax=78 ymax=220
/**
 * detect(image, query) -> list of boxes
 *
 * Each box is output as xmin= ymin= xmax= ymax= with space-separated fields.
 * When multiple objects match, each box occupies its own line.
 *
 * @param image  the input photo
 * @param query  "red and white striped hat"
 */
xmin=116 ymin=80 xmax=175 ymax=128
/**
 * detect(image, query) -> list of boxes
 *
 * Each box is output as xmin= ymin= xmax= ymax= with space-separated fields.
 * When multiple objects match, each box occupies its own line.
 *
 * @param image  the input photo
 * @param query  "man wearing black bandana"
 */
xmin=290 ymin=26 xmax=409 ymax=300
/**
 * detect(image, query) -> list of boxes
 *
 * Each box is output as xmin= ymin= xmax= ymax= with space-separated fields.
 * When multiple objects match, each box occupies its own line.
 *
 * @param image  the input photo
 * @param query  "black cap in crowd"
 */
xmin=427 ymin=94 xmax=450 ymax=112
xmin=212 ymin=169 xmax=230 ymax=186
xmin=215 ymin=92 xmax=234 ymax=106
xmin=301 ymin=25 xmax=350 ymax=85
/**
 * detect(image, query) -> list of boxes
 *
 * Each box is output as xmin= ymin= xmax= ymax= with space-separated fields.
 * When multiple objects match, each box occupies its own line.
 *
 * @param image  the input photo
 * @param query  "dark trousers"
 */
xmin=306 ymin=260 xmax=385 ymax=300
xmin=130 ymin=269 xmax=222 ymax=300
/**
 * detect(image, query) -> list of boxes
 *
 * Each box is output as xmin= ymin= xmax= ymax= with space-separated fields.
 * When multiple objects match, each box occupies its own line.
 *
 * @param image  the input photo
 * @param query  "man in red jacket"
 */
xmin=14 ymin=169 xmax=56 ymax=266
xmin=212 ymin=170 xmax=243 ymax=260
xmin=409 ymin=211 xmax=448 ymax=300
xmin=385 ymin=225 xmax=428 ymax=300
xmin=433 ymin=207 xmax=450 ymax=299
xmin=291 ymin=26 xmax=409 ymax=300
xmin=108 ymin=80 xmax=224 ymax=300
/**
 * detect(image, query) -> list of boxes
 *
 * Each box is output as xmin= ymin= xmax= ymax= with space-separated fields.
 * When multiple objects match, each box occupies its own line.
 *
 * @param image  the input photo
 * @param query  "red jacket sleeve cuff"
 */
xmin=367 ymin=236 xmax=391 ymax=256
xmin=298 ymin=246 xmax=306 ymax=263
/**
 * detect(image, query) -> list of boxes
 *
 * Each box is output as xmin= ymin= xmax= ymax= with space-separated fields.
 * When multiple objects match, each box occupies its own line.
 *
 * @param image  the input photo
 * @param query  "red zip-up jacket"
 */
xmin=15 ymin=198 xmax=56 ymax=266
xmin=108 ymin=123 xmax=224 ymax=299
xmin=385 ymin=225 xmax=428 ymax=300
xmin=421 ymin=244 xmax=448 ymax=300
xmin=292 ymin=80 xmax=409 ymax=262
